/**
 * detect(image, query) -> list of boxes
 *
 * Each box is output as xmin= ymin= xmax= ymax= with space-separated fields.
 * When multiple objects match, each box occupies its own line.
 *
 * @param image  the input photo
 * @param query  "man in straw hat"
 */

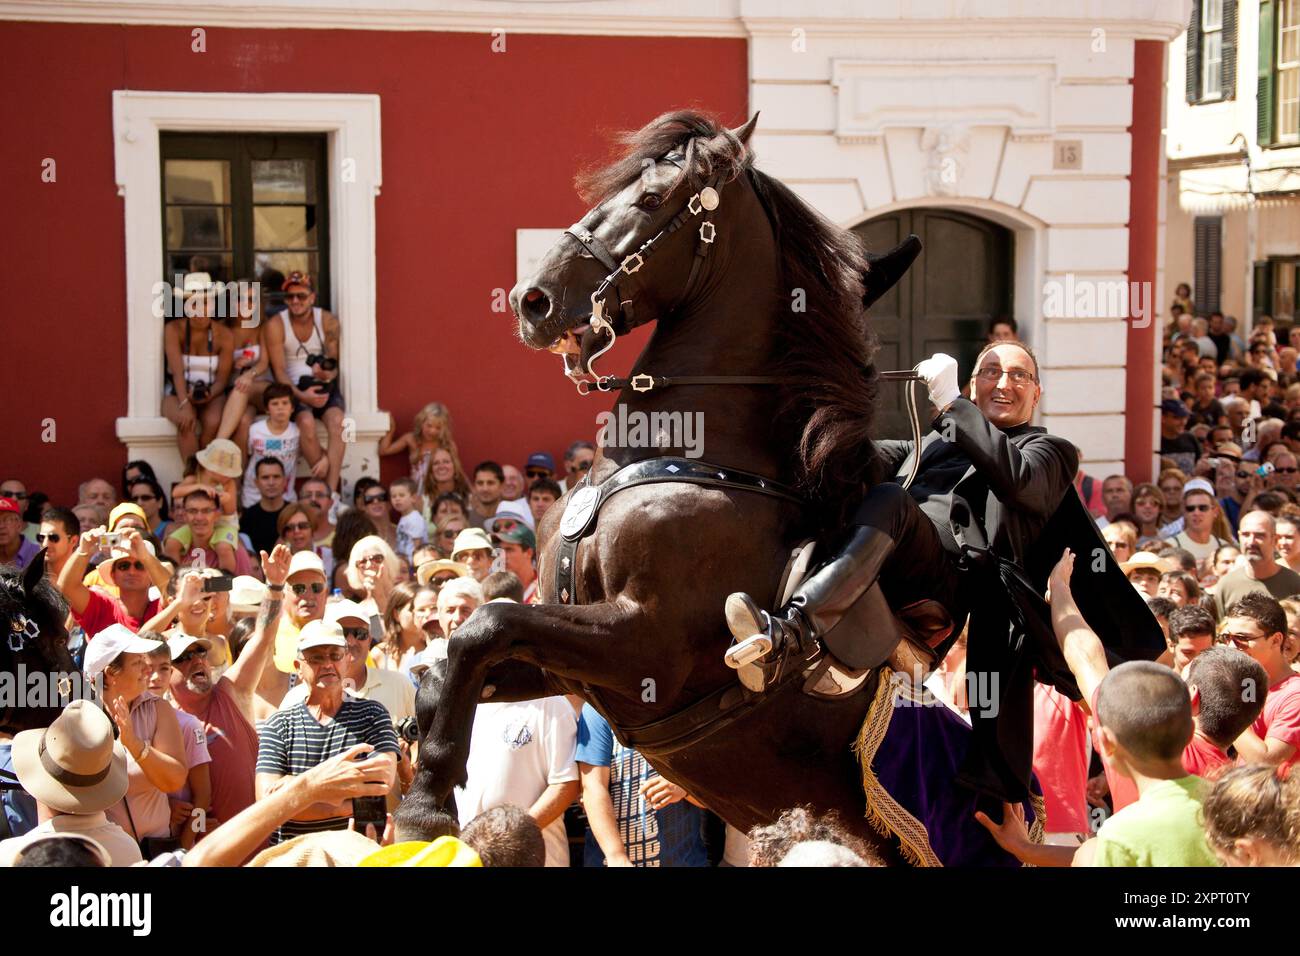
xmin=56 ymin=526 xmax=172 ymax=636
xmin=0 ymin=701 xmax=142 ymax=866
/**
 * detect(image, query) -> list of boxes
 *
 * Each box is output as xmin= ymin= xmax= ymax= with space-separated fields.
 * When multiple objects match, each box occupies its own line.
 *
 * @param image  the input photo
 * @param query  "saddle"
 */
xmin=739 ymin=540 xmax=955 ymax=699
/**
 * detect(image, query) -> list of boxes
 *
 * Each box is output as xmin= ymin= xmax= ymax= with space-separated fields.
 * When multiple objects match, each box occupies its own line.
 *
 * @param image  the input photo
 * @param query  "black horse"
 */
xmin=410 ymin=111 xmax=931 ymax=860
xmin=1 ymin=552 xmax=78 ymax=736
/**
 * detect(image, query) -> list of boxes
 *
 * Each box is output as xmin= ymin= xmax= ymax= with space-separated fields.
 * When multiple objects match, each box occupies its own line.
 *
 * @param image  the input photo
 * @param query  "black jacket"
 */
xmin=875 ymin=398 xmax=1165 ymax=801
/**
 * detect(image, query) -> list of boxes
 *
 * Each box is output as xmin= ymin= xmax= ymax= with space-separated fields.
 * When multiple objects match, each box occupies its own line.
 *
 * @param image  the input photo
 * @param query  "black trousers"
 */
xmin=850 ymin=482 xmax=971 ymax=631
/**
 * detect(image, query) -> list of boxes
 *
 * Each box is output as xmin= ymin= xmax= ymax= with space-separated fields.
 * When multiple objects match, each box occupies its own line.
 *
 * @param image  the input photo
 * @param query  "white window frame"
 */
xmin=112 ymin=91 xmax=387 ymax=493
xmin=1201 ymin=0 xmax=1224 ymax=100
xmin=1280 ymin=0 xmax=1300 ymax=142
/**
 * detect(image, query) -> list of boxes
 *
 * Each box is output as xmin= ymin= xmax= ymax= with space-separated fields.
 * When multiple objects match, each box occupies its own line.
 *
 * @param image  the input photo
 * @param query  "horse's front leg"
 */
xmin=414 ymin=600 xmax=639 ymax=809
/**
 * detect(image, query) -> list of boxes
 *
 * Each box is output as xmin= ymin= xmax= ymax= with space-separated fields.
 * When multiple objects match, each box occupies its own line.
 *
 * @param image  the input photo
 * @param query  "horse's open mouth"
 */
xmin=547 ymin=322 xmax=612 ymax=372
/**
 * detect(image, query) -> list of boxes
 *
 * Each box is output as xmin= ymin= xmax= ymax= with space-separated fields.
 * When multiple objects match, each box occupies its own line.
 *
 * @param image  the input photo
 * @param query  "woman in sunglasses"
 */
xmin=346 ymin=535 xmax=400 ymax=622
xmin=432 ymin=512 xmax=468 ymax=561
xmin=128 ymin=477 xmax=174 ymax=546
xmin=354 ymin=479 xmax=397 ymax=550
xmin=1130 ymin=482 xmax=1166 ymax=540
xmin=276 ymin=502 xmax=335 ymax=582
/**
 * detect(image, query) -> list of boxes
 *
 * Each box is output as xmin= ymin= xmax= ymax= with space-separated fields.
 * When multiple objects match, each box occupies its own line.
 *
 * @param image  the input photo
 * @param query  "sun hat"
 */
xmin=195 ymin=439 xmax=243 ymax=479
xmin=416 ymin=559 xmax=470 ymax=586
xmin=11 ymin=700 xmax=129 ymax=814
xmin=97 ymin=537 xmax=156 ymax=588
xmin=229 ymin=575 xmax=268 ymax=615
xmin=1119 ymin=551 xmax=1177 ymax=576
xmin=450 ymin=528 xmax=494 ymax=561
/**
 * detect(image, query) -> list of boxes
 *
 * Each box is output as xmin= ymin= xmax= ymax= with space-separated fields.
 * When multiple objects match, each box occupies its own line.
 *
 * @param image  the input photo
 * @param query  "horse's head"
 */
xmin=509 ymin=111 xmax=761 ymax=388
xmin=0 ymin=552 xmax=77 ymax=734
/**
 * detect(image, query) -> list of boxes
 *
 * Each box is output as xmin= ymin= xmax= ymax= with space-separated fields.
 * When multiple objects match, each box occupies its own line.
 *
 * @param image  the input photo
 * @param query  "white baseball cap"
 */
xmin=287 ymin=550 xmax=327 ymax=581
xmin=325 ymin=599 xmax=371 ymax=626
xmin=83 ymin=624 xmax=164 ymax=680
xmin=297 ymin=620 xmax=347 ymax=653
xmin=166 ymin=633 xmax=214 ymax=661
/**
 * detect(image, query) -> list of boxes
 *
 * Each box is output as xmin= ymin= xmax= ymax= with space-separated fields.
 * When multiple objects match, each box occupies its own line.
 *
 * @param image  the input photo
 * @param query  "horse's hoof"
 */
xmin=724 ymin=592 xmax=766 ymax=642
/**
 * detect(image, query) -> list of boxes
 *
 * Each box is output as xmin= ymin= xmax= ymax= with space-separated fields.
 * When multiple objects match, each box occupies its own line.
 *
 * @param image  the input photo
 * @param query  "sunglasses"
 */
xmin=113 ymin=560 xmax=146 ymax=573
xmin=574 ymin=460 xmax=593 ymax=472
xmin=289 ymin=582 xmax=327 ymax=596
xmin=303 ymin=651 xmax=346 ymax=666
xmin=35 ymin=532 xmax=64 ymax=543
xmin=439 ymin=529 xmax=460 ymax=539
xmin=284 ymin=292 xmax=311 ymax=301
xmin=282 ymin=521 xmax=312 ymax=533
xmin=1277 ymin=467 xmax=1299 ymax=474
xmin=354 ymin=554 xmax=385 ymax=568
xmin=492 ymin=518 xmax=521 ymax=533
xmin=1236 ymin=472 xmax=1253 ymax=480
xmin=1184 ymin=504 xmax=1213 ymax=512
xmin=1220 ymin=632 xmax=1265 ymax=644
xmin=173 ymin=648 xmax=207 ymax=666
xmin=2 ymin=490 xmax=29 ymax=500
xmin=363 ymin=493 xmax=389 ymax=505
xmin=131 ymin=494 xmax=158 ymax=503
xmin=525 ymin=470 xmax=549 ymax=479
xmin=341 ymin=626 xmax=371 ymax=642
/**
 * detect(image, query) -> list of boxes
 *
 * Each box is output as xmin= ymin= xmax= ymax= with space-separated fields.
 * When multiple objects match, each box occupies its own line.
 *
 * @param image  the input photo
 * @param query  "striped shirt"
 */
xmin=256 ymin=697 xmax=399 ymax=778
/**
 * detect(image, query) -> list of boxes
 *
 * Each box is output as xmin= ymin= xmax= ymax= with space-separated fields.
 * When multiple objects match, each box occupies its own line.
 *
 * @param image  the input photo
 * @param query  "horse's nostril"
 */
xmin=522 ymin=287 xmax=551 ymax=324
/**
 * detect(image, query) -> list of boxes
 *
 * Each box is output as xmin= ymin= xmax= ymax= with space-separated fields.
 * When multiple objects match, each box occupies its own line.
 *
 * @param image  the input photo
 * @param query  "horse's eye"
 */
xmin=639 ymin=193 xmax=663 ymax=210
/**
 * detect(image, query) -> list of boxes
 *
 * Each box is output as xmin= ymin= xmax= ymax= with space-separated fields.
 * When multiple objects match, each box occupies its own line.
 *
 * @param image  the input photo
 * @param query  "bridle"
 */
xmin=557 ymin=145 xmax=927 ymax=490
xmin=561 ymin=150 xmax=789 ymax=396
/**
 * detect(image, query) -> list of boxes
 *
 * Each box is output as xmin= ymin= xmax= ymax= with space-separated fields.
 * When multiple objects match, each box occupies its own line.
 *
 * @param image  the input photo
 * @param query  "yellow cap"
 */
xmin=357 ymin=836 xmax=482 ymax=868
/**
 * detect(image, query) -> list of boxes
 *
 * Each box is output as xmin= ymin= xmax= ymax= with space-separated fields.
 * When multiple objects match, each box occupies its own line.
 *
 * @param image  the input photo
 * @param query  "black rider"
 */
xmin=725 ymin=342 xmax=1162 ymax=801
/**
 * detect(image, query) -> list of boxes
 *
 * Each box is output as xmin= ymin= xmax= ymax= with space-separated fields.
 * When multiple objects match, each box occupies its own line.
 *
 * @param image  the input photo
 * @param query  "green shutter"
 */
xmin=1254 ymin=260 xmax=1273 ymax=321
xmin=1222 ymin=0 xmax=1237 ymax=100
xmin=1187 ymin=0 xmax=1203 ymax=103
xmin=1260 ymin=0 xmax=1277 ymax=145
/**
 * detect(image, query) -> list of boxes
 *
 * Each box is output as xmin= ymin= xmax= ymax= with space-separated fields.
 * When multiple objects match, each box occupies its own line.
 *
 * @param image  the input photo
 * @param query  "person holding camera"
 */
xmin=57 ymin=527 xmax=172 ymax=635
xmin=256 ymin=619 xmax=399 ymax=844
xmin=162 ymin=273 xmax=235 ymax=463
xmin=264 ymin=272 xmax=346 ymax=493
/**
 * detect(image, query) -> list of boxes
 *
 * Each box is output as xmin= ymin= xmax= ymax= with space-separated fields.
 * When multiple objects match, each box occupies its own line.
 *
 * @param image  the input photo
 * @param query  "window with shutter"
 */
xmin=1254 ymin=261 xmax=1273 ymax=322
xmin=1203 ymin=0 xmax=1225 ymax=98
xmin=1194 ymin=217 xmax=1223 ymax=316
xmin=1221 ymin=0 xmax=1237 ymax=100
xmin=1280 ymin=0 xmax=1300 ymax=141
xmin=1187 ymin=0 xmax=1203 ymax=103
xmin=1261 ymin=0 xmax=1278 ymax=144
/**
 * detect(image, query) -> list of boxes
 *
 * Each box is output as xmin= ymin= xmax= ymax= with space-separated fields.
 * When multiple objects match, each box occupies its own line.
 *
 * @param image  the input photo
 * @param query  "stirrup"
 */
xmin=724 ymin=634 xmax=773 ymax=669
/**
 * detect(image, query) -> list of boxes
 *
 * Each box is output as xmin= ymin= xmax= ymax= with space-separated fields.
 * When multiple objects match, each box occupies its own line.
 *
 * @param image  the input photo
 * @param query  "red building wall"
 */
xmin=0 ymin=22 xmax=748 ymax=503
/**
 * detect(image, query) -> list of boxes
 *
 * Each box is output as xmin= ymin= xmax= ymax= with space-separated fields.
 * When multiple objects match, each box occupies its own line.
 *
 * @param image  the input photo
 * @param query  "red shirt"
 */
xmin=1253 ymin=672 xmax=1300 ymax=762
xmin=1032 ymin=684 xmax=1090 ymax=833
xmin=72 ymin=587 xmax=161 ymax=637
xmin=1181 ymin=732 xmax=1233 ymax=779
xmin=171 ymin=677 xmax=259 ymax=828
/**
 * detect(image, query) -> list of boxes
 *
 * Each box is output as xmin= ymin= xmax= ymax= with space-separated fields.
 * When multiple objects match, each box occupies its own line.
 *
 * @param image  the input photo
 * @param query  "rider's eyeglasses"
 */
xmin=289 ymin=582 xmax=326 ymax=596
xmin=974 ymin=367 xmax=1036 ymax=386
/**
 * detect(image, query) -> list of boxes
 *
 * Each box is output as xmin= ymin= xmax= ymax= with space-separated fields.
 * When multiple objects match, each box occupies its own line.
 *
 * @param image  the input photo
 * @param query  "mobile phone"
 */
xmin=352 ymin=795 xmax=387 ymax=836
xmin=202 ymin=575 xmax=233 ymax=593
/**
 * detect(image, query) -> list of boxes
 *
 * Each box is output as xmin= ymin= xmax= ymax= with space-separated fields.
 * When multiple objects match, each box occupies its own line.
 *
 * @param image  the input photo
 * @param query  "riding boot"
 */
xmin=724 ymin=525 xmax=899 ymax=677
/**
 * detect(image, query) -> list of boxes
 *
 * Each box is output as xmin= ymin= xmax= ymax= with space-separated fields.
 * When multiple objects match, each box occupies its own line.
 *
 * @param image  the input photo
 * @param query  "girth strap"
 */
xmin=550 ymin=456 xmax=803 ymax=607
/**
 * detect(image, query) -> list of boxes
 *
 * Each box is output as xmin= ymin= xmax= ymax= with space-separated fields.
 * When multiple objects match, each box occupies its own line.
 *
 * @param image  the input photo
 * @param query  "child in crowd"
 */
xmin=1182 ymin=646 xmax=1268 ymax=778
xmin=389 ymin=478 xmax=426 ymax=561
xmin=240 ymin=383 xmax=301 ymax=508
xmin=1202 ymin=764 xmax=1300 ymax=866
xmin=378 ymin=401 xmax=460 ymax=487
xmin=166 ymin=439 xmax=244 ymax=573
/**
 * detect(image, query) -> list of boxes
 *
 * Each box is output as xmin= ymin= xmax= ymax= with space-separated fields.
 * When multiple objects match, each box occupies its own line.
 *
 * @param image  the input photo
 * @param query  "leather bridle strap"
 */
xmin=583 ymin=373 xmax=787 ymax=394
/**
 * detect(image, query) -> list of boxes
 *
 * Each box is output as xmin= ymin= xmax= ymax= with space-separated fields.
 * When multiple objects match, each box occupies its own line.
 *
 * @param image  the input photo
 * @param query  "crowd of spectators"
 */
xmin=0 ymin=285 xmax=1297 ymax=868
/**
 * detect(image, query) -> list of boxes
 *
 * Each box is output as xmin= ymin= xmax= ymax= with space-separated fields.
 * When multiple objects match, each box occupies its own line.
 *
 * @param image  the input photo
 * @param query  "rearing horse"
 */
xmin=410 ymin=111 xmax=922 ymax=857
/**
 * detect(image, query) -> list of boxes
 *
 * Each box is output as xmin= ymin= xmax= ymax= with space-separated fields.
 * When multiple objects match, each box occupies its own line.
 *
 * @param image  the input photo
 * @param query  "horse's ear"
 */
xmin=730 ymin=113 xmax=759 ymax=147
xmin=862 ymin=234 xmax=923 ymax=310
xmin=22 ymin=549 xmax=46 ymax=595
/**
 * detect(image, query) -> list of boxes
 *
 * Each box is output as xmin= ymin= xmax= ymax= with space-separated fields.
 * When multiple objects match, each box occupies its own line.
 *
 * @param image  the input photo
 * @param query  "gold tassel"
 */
xmin=853 ymin=668 xmax=943 ymax=867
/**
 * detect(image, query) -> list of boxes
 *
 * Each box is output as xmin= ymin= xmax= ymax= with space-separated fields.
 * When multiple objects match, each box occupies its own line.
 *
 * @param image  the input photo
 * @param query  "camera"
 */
xmin=189 ymin=381 xmax=210 ymax=402
xmin=202 ymin=575 xmax=233 ymax=593
xmin=396 ymin=716 xmax=421 ymax=744
xmin=98 ymin=531 xmax=122 ymax=552
xmin=1257 ymin=462 xmax=1275 ymax=477
xmin=297 ymin=375 xmax=332 ymax=394
xmin=306 ymin=353 xmax=338 ymax=372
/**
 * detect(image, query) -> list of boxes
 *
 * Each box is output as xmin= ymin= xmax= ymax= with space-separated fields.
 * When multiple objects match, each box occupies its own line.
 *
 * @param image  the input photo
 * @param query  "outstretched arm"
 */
xmin=224 ymin=544 xmax=290 ymax=706
xmin=1048 ymin=549 xmax=1110 ymax=705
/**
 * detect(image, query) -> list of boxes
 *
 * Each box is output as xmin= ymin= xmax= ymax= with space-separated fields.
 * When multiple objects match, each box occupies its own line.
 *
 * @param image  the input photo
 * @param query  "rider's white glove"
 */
xmin=914 ymin=353 xmax=961 ymax=410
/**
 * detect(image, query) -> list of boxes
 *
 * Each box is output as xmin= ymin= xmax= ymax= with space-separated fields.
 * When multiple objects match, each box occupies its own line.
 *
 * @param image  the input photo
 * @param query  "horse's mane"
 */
xmin=577 ymin=111 xmax=879 ymax=517
xmin=0 ymin=555 xmax=76 ymax=734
